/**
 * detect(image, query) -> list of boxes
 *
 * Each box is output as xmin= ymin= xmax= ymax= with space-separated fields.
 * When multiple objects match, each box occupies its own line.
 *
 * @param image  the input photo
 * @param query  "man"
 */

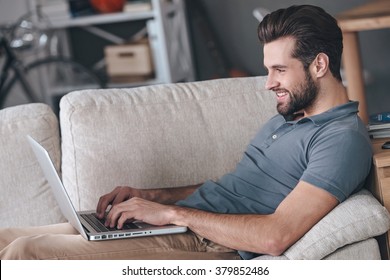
xmin=0 ymin=5 xmax=372 ymax=259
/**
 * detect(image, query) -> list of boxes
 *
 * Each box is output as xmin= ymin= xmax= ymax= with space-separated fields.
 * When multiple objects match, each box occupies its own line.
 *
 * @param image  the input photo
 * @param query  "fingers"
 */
xmin=117 ymin=213 xmax=135 ymax=230
xmin=96 ymin=189 xmax=117 ymax=218
xmin=105 ymin=197 xmax=147 ymax=228
xmin=96 ymin=186 xmax=130 ymax=218
xmin=105 ymin=199 xmax=135 ymax=228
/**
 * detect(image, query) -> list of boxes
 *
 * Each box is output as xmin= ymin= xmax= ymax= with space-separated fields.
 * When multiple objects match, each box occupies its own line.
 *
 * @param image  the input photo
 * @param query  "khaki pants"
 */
xmin=0 ymin=223 xmax=240 ymax=260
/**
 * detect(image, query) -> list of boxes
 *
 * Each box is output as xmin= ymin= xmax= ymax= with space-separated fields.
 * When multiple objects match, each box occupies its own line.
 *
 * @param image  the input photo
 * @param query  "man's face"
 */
xmin=263 ymin=37 xmax=319 ymax=116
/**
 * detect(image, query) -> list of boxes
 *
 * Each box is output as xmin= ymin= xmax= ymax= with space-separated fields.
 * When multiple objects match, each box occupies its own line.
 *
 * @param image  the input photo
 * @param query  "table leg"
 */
xmin=342 ymin=31 xmax=369 ymax=124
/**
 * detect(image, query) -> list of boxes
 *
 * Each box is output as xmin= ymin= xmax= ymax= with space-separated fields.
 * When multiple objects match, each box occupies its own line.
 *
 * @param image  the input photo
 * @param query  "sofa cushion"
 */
xmin=323 ymin=238 xmax=381 ymax=260
xmin=59 ymin=76 xmax=276 ymax=210
xmin=254 ymin=238 xmax=381 ymax=260
xmin=282 ymin=189 xmax=390 ymax=259
xmin=0 ymin=103 xmax=65 ymax=227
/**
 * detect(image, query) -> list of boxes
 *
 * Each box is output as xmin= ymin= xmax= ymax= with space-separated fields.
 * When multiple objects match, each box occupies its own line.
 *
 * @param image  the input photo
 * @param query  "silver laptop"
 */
xmin=27 ymin=135 xmax=187 ymax=241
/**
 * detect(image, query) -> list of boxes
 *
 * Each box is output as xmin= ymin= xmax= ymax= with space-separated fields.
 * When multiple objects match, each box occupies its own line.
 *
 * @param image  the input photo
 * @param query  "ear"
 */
xmin=312 ymin=53 xmax=329 ymax=78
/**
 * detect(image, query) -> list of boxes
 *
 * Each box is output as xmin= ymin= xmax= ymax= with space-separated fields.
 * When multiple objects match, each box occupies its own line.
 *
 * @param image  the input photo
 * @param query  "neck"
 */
xmin=303 ymin=79 xmax=349 ymax=118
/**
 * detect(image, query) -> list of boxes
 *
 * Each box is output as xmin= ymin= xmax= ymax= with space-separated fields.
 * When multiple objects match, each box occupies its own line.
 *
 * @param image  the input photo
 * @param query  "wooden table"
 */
xmin=337 ymin=0 xmax=390 ymax=124
xmin=371 ymin=138 xmax=390 ymax=259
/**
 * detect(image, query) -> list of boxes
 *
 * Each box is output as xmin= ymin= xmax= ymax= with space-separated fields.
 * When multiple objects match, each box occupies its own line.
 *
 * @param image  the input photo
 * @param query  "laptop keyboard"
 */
xmin=80 ymin=213 xmax=140 ymax=232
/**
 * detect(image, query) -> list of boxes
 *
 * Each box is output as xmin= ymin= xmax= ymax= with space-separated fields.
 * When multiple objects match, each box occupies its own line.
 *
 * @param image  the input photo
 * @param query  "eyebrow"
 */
xmin=263 ymin=64 xmax=288 ymax=72
xmin=268 ymin=64 xmax=288 ymax=69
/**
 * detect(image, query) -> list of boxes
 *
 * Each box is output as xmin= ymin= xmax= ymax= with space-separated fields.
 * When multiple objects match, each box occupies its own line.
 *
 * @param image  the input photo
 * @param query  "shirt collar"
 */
xmin=285 ymin=101 xmax=359 ymax=126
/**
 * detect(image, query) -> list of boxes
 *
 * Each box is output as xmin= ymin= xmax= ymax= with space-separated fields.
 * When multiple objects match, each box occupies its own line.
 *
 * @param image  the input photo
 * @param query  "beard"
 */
xmin=276 ymin=71 xmax=319 ymax=117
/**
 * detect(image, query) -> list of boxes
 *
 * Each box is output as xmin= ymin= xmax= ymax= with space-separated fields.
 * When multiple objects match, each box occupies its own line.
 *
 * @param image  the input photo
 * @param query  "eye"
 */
xmin=276 ymin=68 xmax=285 ymax=73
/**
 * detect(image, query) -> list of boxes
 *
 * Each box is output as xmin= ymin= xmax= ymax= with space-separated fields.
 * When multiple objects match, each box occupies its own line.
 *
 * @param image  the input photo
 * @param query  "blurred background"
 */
xmin=0 ymin=0 xmax=389 ymax=116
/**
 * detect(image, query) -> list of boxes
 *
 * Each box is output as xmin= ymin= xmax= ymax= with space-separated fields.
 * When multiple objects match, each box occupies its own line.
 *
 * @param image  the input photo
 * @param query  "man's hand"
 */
xmin=104 ymin=197 xmax=177 ymax=229
xmin=96 ymin=186 xmax=143 ymax=219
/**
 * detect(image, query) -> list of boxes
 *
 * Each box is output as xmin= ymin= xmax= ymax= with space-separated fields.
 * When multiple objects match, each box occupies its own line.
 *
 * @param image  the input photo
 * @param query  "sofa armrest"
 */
xmin=0 ymin=103 xmax=65 ymax=227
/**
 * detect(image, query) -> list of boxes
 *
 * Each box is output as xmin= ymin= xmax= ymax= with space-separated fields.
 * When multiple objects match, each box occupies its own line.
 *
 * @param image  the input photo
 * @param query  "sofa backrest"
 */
xmin=60 ymin=76 xmax=276 ymax=210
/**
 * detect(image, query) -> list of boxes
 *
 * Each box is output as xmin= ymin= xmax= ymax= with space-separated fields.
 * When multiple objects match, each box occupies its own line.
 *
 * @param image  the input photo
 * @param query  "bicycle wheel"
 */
xmin=2 ymin=57 xmax=103 ymax=112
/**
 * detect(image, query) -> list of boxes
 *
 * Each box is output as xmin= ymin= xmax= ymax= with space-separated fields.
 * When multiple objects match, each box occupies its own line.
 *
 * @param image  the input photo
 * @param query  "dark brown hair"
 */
xmin=258 ymin=5 xmax=343 ymax=81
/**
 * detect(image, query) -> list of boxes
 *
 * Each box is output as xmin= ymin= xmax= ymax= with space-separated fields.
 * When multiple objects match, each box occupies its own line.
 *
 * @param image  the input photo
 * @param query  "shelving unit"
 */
xmin=37 ymin=0 xmax=195 ymax=87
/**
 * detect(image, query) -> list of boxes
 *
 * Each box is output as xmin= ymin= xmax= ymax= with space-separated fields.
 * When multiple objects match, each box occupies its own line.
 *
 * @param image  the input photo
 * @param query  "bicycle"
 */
xmin=0 ymin=13 xmax=103 ymax=112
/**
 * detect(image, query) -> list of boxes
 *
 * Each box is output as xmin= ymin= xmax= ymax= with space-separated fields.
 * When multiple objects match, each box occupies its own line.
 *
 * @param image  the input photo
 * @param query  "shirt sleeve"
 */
xmin=300 ymin=128 xmax=372 ymax=202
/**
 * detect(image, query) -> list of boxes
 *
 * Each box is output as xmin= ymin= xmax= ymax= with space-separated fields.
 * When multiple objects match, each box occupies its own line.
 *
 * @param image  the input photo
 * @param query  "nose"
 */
xmin=265 ymin=74 xmax=278 ymax=90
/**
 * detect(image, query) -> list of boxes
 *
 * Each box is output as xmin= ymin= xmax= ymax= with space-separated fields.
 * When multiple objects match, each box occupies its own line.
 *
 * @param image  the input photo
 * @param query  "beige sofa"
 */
xmin=1 ymin=76 xmax=389 ymax=259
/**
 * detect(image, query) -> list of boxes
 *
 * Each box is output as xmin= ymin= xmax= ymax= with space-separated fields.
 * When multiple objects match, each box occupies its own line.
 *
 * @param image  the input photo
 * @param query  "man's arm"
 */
xmin=174 ymin=181 xmax=338 ymax=255
xmin=106 ymin=180 xmax=338 ymax=256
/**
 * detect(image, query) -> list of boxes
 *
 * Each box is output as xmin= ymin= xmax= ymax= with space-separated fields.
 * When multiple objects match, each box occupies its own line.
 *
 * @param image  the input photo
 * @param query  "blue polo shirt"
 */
xmin=177 ymin=101 xmax=372 ymax=215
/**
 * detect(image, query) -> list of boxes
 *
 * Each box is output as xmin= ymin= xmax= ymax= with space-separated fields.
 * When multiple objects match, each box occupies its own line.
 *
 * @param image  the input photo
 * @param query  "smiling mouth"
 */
xmin=275 ymin=91 xmax=289 ymax=100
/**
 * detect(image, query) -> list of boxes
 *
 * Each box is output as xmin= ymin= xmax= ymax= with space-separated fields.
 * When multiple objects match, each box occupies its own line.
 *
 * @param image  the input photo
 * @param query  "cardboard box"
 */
xmin=105 ymin=42 xmax=154 ymax=77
